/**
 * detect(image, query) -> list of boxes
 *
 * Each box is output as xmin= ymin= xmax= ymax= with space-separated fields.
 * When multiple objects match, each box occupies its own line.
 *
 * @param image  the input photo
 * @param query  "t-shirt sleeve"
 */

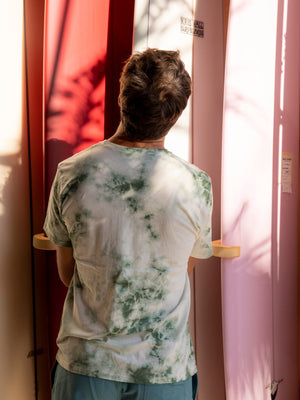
xmin=190 ymin=174 xmax=213 ymax=259
xmin=43 ymin=168 xmax=72 ymax=247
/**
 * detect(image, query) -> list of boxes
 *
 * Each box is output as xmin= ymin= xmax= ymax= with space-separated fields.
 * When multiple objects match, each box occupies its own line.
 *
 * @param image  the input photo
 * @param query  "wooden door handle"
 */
xmin=212 ymin=239 xmax=240 ymax=258
xmin=33 ymin=233 xmax=56 ymax=251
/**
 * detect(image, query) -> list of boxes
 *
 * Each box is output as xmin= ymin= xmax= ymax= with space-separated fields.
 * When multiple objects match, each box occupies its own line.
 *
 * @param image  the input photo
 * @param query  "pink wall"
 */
xmin=221 ymin=0 xmax=299 ymax=399
xmin=272 ymin=0 xmax=299 ymax=395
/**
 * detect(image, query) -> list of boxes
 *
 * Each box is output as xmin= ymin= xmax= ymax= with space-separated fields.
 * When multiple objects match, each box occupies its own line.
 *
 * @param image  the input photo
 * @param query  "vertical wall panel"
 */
xmin=133 ymin=1 xmax=226 ymax=399
xmin=192 ymin=1 xmax=225 ymax=398
xmin=272 ymin=0 xmax=299 ymax=397
xmin=24 ymin=0 xmax=51 ymax=397
xmin=105 ymin=0 xmax=135 ymax=138
xmin=221 ymin=0 xmax=299 ymax=398
xmin=222 ymin=1 xmax=278 ymax=398
xmin=0 ymin=1 xmax=36 ymax=399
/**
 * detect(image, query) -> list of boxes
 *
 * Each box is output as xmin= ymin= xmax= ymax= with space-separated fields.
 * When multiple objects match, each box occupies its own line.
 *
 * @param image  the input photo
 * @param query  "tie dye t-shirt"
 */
xmin=44 ymin=140 xmax=212 ymax=384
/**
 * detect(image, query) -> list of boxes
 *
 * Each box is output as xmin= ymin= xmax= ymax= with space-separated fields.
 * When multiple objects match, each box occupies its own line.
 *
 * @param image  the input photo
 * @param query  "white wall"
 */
xmin=0 ymin=2 xmax=36 ymax=398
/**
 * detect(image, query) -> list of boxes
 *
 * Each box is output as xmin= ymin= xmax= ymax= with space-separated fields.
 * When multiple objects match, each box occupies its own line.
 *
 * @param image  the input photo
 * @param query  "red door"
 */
xmin=44 ymin=0 xmax=135 ymax=367
xmin=30 ymin=1 xmax=135 ymax=396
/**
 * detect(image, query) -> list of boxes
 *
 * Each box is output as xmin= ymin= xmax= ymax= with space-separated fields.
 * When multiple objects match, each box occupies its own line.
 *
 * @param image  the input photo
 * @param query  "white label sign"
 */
xmin=282 ymin=152 xmax=293 ymax=193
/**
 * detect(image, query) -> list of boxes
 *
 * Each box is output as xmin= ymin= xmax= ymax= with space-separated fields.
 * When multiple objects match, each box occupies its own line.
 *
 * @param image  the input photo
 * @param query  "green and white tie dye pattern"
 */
xmin=44 ymin=140 xmax=212 ymax=384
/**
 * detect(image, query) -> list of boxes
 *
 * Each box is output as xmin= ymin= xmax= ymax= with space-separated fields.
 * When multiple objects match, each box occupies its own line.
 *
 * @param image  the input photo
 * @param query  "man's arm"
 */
xmin=55 ymin=246 xmax=75 ymax=287
xmin=188 ymin=256 xmax=199 ymax=275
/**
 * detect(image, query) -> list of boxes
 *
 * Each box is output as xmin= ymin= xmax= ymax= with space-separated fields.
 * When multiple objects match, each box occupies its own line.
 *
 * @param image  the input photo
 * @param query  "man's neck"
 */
xmin=108 ymin=124 xmax=165 ymax=149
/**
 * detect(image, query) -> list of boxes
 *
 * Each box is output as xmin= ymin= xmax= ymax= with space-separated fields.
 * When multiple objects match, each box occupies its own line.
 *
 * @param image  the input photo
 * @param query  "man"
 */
xmin=44 ymin=48 xmax=213 ymax=400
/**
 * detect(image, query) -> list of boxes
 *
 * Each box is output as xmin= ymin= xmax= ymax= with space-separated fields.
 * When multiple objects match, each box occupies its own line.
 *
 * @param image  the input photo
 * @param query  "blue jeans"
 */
xmin=51 ymin=362 xmax=198 ymax=400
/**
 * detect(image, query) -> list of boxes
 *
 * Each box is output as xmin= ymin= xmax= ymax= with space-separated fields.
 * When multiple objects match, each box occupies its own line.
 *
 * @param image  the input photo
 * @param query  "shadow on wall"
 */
xmin=46 ymin=57 xmax=107 ymax=190
xmin=46 ymin=58 xmax=106 ymax=153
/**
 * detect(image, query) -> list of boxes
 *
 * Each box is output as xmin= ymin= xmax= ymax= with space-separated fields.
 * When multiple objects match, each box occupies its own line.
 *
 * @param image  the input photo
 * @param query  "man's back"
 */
xmin=44 ymin=139 xmax=212 ymax=384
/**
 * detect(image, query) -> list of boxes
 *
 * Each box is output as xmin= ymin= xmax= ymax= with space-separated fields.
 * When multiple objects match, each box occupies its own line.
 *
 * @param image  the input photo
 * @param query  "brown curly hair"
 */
xmin=119 ymin=48 xmax=191 ymax=141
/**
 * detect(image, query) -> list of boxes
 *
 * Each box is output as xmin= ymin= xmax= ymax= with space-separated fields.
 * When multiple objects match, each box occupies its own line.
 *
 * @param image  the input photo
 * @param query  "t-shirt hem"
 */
xmin=56 ymin=354 xmax=197 ymax=385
